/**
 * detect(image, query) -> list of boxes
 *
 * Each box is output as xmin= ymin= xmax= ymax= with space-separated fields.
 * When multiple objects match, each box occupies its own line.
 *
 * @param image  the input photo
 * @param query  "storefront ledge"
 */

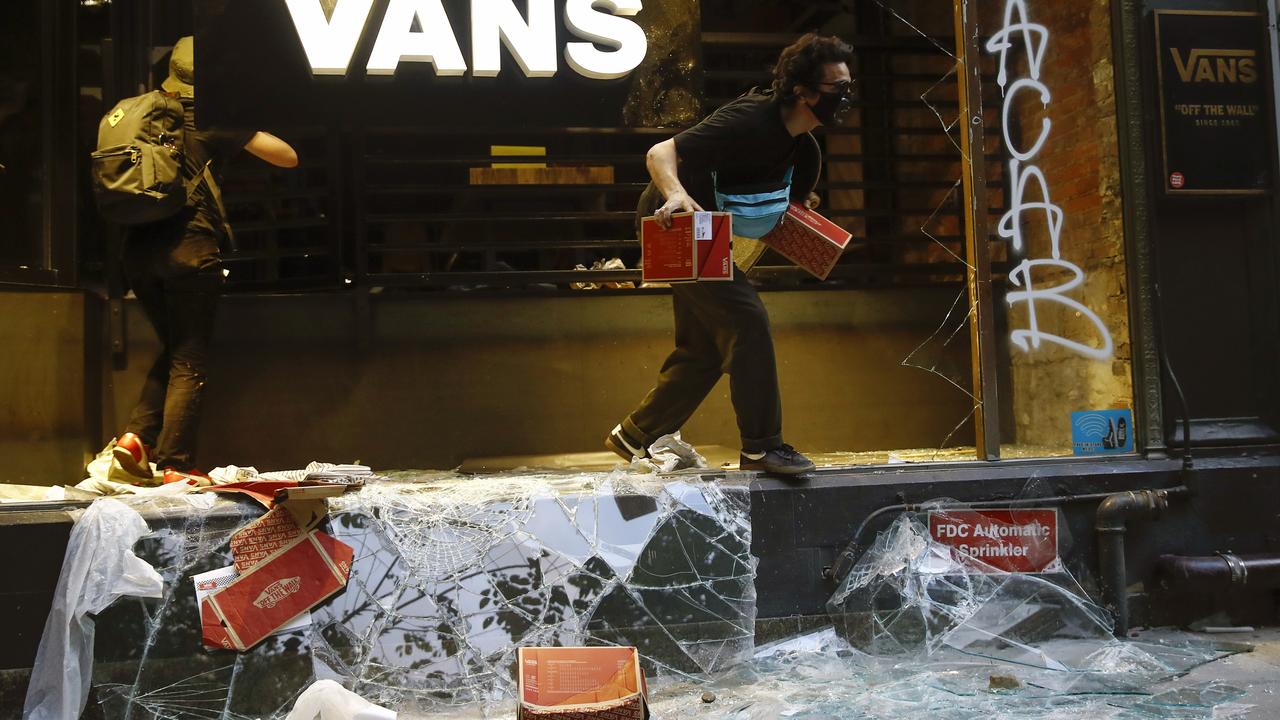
xmin=2 ymin=446 xmax=1278 ymax=670
xmin=1170 ymin=417 xmax=1280 ymax=447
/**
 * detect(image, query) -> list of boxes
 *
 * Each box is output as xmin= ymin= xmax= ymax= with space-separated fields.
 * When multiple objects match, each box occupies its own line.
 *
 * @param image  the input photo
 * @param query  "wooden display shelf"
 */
xmin=468 ymin=165 xmax=615 ymax=185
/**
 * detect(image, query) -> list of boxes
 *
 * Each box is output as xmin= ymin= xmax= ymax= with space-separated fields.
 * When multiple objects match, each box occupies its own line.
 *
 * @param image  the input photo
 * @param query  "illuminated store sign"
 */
xmin=283 ymin=0 xmax=648 ymax=79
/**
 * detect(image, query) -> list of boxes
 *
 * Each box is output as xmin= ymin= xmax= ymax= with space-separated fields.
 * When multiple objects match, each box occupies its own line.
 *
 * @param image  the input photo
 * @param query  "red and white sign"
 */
xmin=928 ymin=508 xmax=1059 ymax=573
xmin=1170 ymin=172 xmax=1186 ymax=189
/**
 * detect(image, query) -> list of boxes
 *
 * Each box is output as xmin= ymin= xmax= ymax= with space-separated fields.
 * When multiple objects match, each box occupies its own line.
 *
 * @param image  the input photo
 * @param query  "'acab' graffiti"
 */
xmin=987 ymin=0 xmax=1114 ymax=361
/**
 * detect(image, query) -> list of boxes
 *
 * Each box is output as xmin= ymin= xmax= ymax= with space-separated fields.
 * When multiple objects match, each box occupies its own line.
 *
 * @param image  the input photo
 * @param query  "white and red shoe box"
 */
xmin=640 ymin=211 xmax=733 ymax=283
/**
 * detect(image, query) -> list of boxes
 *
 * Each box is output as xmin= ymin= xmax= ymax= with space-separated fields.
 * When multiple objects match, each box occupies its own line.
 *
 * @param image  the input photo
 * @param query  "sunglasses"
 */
xmin=811 ymin=79 xmax=854 ymax=95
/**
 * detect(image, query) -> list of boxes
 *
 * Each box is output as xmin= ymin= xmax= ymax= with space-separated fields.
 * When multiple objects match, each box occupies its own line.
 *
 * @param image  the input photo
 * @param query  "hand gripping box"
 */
xmin=759 ymin=203 xmax=852 ymax=280
xmin=640 ymin=211 xmax=733 ymax=283
xmin=517 ymin=646 xmax=650 ymax=719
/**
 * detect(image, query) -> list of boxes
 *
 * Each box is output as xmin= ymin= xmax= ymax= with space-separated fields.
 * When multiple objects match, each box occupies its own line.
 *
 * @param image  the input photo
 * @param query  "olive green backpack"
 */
xmin=90 ymin=90 xmax=225 ymax=227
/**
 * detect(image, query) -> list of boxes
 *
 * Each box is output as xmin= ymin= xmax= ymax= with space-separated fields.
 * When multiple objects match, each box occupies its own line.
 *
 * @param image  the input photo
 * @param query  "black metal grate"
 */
xmin=214 ymin=7 xmax=1008 ymax=293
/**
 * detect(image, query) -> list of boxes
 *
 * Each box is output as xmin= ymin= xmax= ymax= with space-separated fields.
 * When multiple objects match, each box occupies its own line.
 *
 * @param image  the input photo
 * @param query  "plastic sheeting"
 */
xmin=635 ymin=432 xmax=710 ymax=474
xmin=23 ymin=498 xmax=165 ymax=720
xmin=285 ymin=680 xmax=396 ymax=720
xmin=88 ymin=469 xmax=754 ymax=718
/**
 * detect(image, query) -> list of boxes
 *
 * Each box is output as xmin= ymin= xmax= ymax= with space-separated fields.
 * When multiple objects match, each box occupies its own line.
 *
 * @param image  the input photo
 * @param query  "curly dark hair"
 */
xmin=771 ymin=33 xmax=855 ymax=104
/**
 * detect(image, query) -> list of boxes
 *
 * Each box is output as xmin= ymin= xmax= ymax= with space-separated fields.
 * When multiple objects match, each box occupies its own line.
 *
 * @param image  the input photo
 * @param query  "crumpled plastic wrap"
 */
xmin=23 ymin=498 xmax=164 ymax=720
xmin=285 ymin=679 xmax=396 ymax=720
xmin=570 ymin=258 xmax=634 ymax=290
xmin=633 ymin=432 xmax=709 ymax=473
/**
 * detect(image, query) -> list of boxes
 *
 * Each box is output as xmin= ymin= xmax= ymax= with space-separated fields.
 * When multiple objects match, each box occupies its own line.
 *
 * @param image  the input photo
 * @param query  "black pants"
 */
xmin=122 ymin=221 xmax=221 ymax=471
xmin=622 ymin=271 xmax=783 ymax=453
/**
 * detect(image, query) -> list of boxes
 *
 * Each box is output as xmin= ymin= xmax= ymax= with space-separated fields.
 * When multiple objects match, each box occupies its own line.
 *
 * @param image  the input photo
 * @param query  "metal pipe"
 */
xmin=1095 ymin=489 xmax=1170 ymax=637
xmin=1155 ymin=553 xmax=1280 ymax=591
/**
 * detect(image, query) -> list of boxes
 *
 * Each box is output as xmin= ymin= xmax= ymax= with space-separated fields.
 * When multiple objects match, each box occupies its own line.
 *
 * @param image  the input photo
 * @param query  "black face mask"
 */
xmin=809 ymin=89 xmax=851 ymax=125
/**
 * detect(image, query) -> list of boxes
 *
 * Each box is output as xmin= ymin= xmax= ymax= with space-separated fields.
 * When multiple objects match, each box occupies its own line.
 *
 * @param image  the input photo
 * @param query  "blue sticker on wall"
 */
xmin=1072 ymin=409 xmax=1134 ymax=456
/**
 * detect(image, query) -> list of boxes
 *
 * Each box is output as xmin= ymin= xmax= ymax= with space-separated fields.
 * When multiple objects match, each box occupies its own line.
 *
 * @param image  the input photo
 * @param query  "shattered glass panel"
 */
xmin=647 ymin=627 xmax=1249 ymax=719
xmin=59 ymin=483 xmax=1257 ymax=719
xmin=866 ymin=0 xmax=1137 ymax=462
xmin=814 ymin=509 xmax=1249 ymax=717
xmin=866 ymin=0 xmax=993 ymax=457
xmin=830 ymin=510 xmax=1116 ymax=664
xmin=88 ymin=471 xmax=754 ymax=718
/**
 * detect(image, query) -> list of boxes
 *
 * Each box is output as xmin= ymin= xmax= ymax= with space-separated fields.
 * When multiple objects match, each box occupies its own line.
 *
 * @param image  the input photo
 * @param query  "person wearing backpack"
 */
xmin=605 ymin=33 xmax=854 ymax=478
xmin=91 ymin=36 xmax=298 ymax=485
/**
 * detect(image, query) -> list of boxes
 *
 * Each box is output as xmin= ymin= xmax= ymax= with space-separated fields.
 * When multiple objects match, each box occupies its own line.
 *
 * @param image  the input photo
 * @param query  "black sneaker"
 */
xmin=740 ymin=444 xmax=816 ymax=476
xmin=605 ymin=425 xmax=649 ymax=461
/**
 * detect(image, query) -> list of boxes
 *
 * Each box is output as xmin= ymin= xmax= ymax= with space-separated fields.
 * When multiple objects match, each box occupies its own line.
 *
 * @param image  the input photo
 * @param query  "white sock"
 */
xmin=742 ymin=450 xmax=766 ymax=460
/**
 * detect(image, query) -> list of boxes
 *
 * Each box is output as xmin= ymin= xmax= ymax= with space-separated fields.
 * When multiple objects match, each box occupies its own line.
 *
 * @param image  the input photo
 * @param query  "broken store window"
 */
xmin=18 ymin=465 xmax=1255 ymax=719
xmin=82 ymin=469 xmax=754 ymax=718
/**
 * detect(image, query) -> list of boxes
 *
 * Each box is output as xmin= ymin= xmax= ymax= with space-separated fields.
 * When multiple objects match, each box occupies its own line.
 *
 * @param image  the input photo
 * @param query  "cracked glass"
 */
xmin=35 ymin=478 xmax=1250 ymax=718
xmin=864 ymin=0 xmax=995 ymax=459
xmin=88 ymin=471 xmax=754 ymax=718
xmin=815 ymin=508 xmax=1250 ymax=718
xmin=860 ymin=0 xmax=1136 ymax=462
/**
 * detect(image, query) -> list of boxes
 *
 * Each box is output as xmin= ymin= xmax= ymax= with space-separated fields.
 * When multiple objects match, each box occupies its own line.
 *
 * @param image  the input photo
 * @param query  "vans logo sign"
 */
xmin=253 ymin=576 xmax=302 ymax=609
xmin=1170 ymin=48 xmax=1258 ymax=84
xmin=283 ymin=0 xmax=647 ymax=80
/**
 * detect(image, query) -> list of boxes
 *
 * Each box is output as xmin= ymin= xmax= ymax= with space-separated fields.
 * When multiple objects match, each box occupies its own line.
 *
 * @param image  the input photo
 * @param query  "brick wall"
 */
xmin=845 ymin=0 xmax=1136 ymax=451
xmin=991 ymin=0 xmax=1134 ymax=448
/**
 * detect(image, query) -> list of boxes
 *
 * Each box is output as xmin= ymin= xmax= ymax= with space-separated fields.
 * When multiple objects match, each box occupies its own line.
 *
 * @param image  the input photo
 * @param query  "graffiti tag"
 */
xmin=987 ymin=0 xmax=1114 ymax=360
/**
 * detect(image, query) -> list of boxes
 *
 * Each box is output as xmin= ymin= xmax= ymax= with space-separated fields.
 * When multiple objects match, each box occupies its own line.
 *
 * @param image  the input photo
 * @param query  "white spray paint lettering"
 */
xmin=986 ymin=0 xmax=1114 ymax=360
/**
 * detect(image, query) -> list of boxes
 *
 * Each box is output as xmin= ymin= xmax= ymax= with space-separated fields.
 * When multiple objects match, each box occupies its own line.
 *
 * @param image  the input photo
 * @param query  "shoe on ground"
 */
xmin=740 ymin=444 xmax=816 ymax=476
xmin=162 ymin=467 xmax=212 ymax=486
xmin=111 ymin=432 xmax=154 ymax=481
xmin=605 ymin=424 xmax=649 ymax=461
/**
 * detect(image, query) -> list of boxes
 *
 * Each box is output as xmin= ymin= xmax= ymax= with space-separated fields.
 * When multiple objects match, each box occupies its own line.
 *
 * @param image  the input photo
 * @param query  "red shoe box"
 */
xmin=200 ymin=529 xmax=353 ymax=651
xmin=641 ymin=211 xmax=733 ymax=283
xmin=760 ymin=203 xmax=852 ymax=280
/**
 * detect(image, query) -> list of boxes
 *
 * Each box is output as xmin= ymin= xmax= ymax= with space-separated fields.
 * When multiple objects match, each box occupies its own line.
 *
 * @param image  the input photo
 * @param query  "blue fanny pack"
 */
xmin=714 ymin=167 xmax=793 ymax=239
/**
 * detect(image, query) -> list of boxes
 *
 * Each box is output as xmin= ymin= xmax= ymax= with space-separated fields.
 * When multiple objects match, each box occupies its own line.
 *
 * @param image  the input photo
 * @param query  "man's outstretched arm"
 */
xmin=244 ymin=132 xmax=298 ymax=168
xmin=645 ymin=138 xmax=702 ymax=228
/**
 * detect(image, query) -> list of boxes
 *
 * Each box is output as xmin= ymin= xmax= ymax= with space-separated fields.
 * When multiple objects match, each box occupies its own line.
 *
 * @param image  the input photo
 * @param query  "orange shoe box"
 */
xmin=517 ymin=646 xmax=650 ymax=719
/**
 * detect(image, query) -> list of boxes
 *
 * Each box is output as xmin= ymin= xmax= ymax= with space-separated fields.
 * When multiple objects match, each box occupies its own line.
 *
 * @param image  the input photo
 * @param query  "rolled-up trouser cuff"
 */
xmin=740 ymin=434 xmax=783 ymax=455
xmin=620 ymin=417 xmax=655 ymax=452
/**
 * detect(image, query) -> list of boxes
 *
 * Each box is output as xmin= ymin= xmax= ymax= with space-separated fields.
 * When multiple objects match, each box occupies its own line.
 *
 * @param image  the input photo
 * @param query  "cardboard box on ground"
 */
xmin=641 ymin=205 xmax=851 ymax=282
xmin=517 ymin=646 xmax=650 ymax=719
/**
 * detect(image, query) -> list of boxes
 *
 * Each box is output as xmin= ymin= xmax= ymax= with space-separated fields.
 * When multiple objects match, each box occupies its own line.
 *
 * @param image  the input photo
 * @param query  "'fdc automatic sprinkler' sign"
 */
xmin=928 ymin=509 xmax=1059 ymax=573
xmin=284 ymin=0 xmax=647 ymax=79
